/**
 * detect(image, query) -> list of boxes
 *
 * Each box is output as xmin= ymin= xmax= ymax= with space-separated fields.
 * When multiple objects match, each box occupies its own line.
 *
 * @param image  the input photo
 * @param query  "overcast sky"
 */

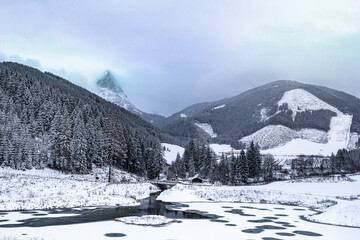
xmin=1 ymin=1 xmax=359 ymax=116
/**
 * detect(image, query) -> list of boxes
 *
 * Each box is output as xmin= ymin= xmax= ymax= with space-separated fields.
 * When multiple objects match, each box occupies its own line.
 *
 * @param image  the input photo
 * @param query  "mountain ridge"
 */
xmin=158 ymin=80 xmax=360 ymax=155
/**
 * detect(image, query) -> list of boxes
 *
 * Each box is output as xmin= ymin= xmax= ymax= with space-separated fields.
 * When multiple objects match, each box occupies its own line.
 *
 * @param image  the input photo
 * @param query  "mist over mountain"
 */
xmin=96 ymin=71 xmax=166 ymax=127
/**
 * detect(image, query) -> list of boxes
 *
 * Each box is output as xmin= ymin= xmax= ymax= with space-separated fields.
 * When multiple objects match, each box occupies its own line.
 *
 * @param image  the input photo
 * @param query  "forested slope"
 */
xmin=0 ymin=62 xmax=165 ymax=178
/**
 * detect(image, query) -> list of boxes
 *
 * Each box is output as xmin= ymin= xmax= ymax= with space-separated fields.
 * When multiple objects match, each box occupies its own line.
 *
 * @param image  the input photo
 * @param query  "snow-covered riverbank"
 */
xmin=158 ymin=174 xmax=360 ymax=227
xmin=0 ymin=168 xmax=159 ymax=211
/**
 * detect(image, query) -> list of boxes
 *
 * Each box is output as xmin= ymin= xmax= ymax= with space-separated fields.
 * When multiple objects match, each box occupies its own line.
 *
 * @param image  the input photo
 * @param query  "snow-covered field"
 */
xmin=0 ymin=168 xmax=359 ymax=239
xmin=162 ymin=143 xmax=185 ymax=164
xmin=158 ymin=174 xmax=360 ymax=227
xmin=209 ymin=144 xmax=238 ymax=156
xmin=0 ymin=168 xmax=159 ymax=211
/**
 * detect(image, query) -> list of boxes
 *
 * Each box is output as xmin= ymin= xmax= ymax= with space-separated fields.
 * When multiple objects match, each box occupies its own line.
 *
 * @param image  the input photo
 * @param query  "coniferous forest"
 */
xmin=0 ymin=62 xmax=166 ymax=178
xmin=168 ymin=140 xmax=279 ymax=184
xmin=168 ymin=139 xmax=360 ymax=184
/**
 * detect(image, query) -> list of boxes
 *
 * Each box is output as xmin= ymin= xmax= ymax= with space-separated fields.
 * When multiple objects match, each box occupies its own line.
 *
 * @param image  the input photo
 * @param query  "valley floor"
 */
xmin=1 ymin=169 xmax=360 ymax=239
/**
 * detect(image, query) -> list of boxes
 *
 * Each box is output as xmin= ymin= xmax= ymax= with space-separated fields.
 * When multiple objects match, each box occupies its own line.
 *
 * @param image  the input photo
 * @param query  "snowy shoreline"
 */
xmin=0 ymin=168 xmax=159 ymax=211
xmin=1 ymin=168 xmax=360 ymax=228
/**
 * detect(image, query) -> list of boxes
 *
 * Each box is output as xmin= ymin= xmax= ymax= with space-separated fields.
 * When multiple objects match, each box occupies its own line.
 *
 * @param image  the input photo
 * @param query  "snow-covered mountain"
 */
xmin=96 ymin=70 xmax=138 ymax=112
xmin=160 ymin=80 xmax=360 ymax=156
xmin=96 ymin=71 xmax=166 ymax=126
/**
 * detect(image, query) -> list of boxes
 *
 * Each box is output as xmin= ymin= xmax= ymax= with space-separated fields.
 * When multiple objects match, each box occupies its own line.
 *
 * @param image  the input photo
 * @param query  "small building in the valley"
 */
xmin=191 ymin=177 xmax=203 ymax=184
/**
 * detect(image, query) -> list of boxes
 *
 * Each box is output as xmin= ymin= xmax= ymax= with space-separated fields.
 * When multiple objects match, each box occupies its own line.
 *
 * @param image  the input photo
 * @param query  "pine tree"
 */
xmin=71 ymin=113 xmax=88 ymax=173
xmin=200 ymin=146 xmax=216 ymax=179
xmin=239 ymin=149 xmax=248 ymax=183
xmin=233 ymin=155 xmax=242 ymax=185
xmin=247 ymin=141 xmax=256 ymax=178
xmin=229 ymin=153 xmax=236 ymax=184
xmin=218 ymin=154 xmax=230 ymax=184
xmin=254 ymin=143 xmax=261 ymax=177
xmin=172 ymin=153 xmax=182 ymax=178
xmin=187 ymin=156 xmax=196 ymax=177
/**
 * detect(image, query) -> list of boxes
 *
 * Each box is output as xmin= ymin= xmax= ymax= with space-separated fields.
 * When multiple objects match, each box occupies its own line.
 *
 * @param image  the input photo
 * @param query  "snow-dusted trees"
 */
xmin=262 ymin=154 xmax=277 ymax=180
xmin=169 ymin=140 xmax=217 ymax=179
xmin=239 ymin=149 xmax=249 ymax=183
xmin=247 ymin=141 xmax=261 ymax=178
xmin=0 ymin=62 xmax=166 ymax=176
xmin=218 ymin=153 xmax=230 ymax=184
xmin=333 ymin=148 xmax=360 ymax=173
xmin=145 ymin=142 xmax=166 ymax=179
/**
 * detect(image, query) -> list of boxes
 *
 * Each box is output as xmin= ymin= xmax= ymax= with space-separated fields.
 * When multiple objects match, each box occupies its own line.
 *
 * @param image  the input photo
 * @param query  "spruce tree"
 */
xmin=247 ymin=141 xmax=256 ymax=178
xmin=239 ymin=149 xmax=248 ymax=183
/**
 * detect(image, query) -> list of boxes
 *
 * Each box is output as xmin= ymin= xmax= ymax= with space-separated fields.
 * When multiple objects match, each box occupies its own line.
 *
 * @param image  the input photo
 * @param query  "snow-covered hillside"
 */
xmin=194 ymin=123 xmax=218 ymax=138
xmin=162 ymin=143 xmax=185 ymax=164
xmin=277 ymin=89 xmax=341 ymax=120
xmin=97 ymin=87 xmax=137 ymax=111
xmin=241 ymin=89 xmax=354 ymax=156
xmin=241 ymin=125 xmax=328 ymax=149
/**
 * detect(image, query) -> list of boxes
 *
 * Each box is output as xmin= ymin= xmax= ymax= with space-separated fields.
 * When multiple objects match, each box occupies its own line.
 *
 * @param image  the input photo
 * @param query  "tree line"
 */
xmin=168 ymin=140 xmax=280 ymax=184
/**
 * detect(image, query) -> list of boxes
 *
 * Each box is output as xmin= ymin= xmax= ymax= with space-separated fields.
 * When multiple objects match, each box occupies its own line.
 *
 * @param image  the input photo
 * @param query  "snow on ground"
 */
xmin=2 ymin=202 xmax=359 ymax=240
xmin=180 ymin=113 xmax=187 ymax=118
xmin=259 ymin=107 xmax=269 ymax=122
xmin=209 ymin=144 xmax=237 ymax=156
xmin=307 ymin=199 xmax=360 ymax=227
xmin=194 ymin=122 xmax=218 ymax=138
xmin=0 ymin=168 xmax=159 ymax=211
xmin=97 ymin=87 xmax=133 ymax=111
xmin=348 ymin=132 xmax=359 ymax=149
xmin=212 ymin=104 xmax=226 ymax=110
xmin=240 ymin=125 xmax=328 ymax=149
xmin=158 ymin=174 xmax=360 ymax=227
xmin=158 ymin=184 xmax=326 ymax=207
xmin=162 ymin=143 xmax=185 ymax=164
xmin=277 ymin=89 xmax=341 ymax=120
xmin=115 ymin=215 xmax=176 ymax=226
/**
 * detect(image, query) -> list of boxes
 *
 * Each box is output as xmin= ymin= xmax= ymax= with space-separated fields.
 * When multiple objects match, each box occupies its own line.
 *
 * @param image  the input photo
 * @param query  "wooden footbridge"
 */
xmin=150 ymin=181 xmax=179 ymax=190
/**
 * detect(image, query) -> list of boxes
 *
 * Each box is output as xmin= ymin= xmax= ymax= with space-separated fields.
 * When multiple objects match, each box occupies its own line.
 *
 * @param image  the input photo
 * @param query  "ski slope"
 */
xmin=242 ymin=89 xmax=354 ymax=156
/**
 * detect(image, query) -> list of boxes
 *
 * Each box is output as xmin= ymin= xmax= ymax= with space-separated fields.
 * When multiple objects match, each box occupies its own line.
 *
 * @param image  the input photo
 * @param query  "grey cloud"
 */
xmin=1 ymin=0 xmax=359 ymax=116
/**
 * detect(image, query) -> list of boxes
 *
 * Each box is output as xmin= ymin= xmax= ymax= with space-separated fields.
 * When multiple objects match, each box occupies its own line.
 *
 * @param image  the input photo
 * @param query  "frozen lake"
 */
xmin=1 ymin=200 xmax=359 ymax=240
